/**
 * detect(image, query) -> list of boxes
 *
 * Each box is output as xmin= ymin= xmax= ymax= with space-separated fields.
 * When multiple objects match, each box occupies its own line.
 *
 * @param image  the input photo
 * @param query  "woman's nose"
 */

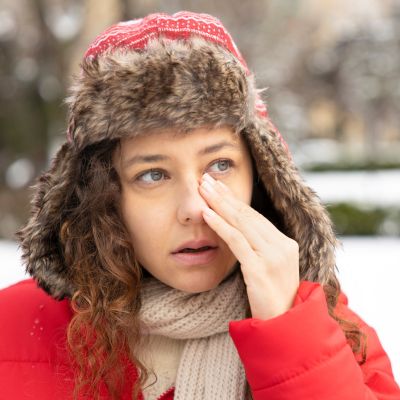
xmin=176 ymin=177 xmax=209 ymax=224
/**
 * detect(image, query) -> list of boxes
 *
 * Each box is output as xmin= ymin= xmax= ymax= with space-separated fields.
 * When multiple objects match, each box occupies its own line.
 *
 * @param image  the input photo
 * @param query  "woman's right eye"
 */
xmin=134 ymin=169 xmax=167 ymax=185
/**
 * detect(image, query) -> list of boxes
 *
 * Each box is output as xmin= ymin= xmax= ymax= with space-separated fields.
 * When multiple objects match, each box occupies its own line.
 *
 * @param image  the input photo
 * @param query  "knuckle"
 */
xmin=227 ymin=229 xmax=241 ymax=245
xmin=237 ymin=202 xmax=249 ymax=216
xmin=232 ymin=208 xmax=242 ymax=226
xmin=234 ymin=203 xmax=251 ymax=223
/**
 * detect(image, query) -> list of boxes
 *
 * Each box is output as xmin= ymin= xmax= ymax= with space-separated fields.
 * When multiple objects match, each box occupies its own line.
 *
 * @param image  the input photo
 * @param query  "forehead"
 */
xmin=117 ymin=125 xmax=248 ymax=156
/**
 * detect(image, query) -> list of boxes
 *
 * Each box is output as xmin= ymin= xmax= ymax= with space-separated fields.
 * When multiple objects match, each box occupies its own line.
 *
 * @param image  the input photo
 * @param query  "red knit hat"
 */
xmin=85 ymin=12 xmax=248 ymax=69
xmin=73 ymin=11 xmax=287 ymax=152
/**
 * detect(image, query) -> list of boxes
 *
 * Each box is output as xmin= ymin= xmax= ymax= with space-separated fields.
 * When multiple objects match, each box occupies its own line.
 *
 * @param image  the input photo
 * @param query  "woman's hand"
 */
xmin=199 ymin=173 xmax=300 ymax=320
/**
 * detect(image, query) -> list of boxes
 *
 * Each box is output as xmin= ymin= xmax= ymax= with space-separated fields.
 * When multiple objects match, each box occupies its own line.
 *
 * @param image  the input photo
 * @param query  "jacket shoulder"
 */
xmin=0 ymin=279 xmax=72 ymax=363
xmin=230 ymin=281 xmax=400 ymax=398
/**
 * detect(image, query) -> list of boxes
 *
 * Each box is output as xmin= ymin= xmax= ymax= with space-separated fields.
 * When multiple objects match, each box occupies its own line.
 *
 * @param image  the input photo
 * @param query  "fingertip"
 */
xmin=203 ymin=207 xmax=216 ymax=218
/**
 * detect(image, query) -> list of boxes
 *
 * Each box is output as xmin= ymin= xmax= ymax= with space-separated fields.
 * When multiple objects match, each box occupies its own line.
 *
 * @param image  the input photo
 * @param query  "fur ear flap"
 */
xmin=16 ymin=142 xmax=77 ymax=299
xmin=243 ymin=118 xmax=339 ymax=285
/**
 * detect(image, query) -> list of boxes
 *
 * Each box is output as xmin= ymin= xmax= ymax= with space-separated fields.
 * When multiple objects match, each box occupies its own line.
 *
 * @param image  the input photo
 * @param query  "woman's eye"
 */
xmin=208 ymin=159 xmax=234 ymax=173
xmin=135 ymin=169 xmax=167 ymax=184
xmin=134 ymin=159 xmax=234 ymax=185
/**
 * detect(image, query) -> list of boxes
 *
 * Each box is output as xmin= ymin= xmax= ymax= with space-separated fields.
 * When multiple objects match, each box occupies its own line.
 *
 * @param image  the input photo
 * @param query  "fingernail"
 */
xmin=202 ymin=173 xmax=215 ymax=184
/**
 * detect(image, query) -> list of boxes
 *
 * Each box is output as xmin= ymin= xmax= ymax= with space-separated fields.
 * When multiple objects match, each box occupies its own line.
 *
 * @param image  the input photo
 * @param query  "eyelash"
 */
xmin=133 ymin=159 xmax=235 ymax=186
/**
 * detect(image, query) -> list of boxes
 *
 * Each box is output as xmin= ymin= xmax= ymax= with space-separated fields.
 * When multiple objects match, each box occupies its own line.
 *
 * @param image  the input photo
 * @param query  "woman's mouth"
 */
xmin=171 ymin=246 xmax=219 ymax=266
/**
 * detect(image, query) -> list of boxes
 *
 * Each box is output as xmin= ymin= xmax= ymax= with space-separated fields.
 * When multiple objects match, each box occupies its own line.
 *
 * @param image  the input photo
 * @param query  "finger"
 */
xmin=202 ymin=207 xmax=259 ymax=268
xmin=200 ymin=181 xmax=268 ymax=251
xmin=204 ymin=173 xmax=283 ymax=237
xmin=200 ymin=175 xmax=285 ymax=248
xmin=213 ymin=177 xmax=285 ymax=239
xmin=204 ymin=206 xmax=284 ymax=290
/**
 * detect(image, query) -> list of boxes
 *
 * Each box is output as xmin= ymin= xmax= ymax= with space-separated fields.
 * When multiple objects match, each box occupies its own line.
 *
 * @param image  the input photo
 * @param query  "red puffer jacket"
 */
xmin=0 ymin=279 xmax=399 ymax=400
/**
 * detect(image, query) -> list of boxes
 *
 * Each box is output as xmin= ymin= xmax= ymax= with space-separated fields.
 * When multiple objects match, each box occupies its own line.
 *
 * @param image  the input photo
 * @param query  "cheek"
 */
xmin=121 ymin=193 xmax=170 ymax=247
xmin=231 ymin=172 xmax=253 ymax=206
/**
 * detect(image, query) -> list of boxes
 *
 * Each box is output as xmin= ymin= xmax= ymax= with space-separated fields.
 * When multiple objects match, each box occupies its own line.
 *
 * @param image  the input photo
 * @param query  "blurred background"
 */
xmin=1 ymin=0 xmax=399 ymax=382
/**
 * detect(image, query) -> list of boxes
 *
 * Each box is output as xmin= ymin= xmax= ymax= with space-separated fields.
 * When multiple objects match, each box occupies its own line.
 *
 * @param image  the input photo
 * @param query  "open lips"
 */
xmin=172 ymin=240 xmax=218 ymax=254
xmin=178 ymin=246 xmax=215 ymax=253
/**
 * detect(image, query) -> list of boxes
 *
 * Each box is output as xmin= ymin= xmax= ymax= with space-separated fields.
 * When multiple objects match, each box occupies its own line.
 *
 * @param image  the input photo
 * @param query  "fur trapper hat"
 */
xmin=17 ymin=11 xmax=339 ymax=299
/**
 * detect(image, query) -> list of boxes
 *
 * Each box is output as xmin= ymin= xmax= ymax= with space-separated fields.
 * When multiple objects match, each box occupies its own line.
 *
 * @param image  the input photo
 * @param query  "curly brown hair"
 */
xmin=57 ymin=138 xmax=146 ymax=399
xmin=43 ymin=137 xmax=365 ymax=399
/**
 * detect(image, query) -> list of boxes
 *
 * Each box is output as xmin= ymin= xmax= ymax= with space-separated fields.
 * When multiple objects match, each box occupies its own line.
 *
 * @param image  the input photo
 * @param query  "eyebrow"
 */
xmin=122 ymin=140 xmax=240 ymax=169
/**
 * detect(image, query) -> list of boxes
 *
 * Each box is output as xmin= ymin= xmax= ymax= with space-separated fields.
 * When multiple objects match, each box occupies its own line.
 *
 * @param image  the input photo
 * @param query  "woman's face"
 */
xmin=113 ymin=126 xmax=254 ymax=293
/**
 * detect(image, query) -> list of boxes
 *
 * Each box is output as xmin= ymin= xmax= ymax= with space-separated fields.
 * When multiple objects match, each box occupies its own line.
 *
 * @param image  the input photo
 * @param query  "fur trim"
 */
xmin=243 ymin=118 xmax=339 ymax=284
xmin=67 ymin=37 xmax=255 ymax=149
xmin=17 ymin=142 xmax=76 ymax=299
xmin=18 ymin=36 xmax=338 ymax=299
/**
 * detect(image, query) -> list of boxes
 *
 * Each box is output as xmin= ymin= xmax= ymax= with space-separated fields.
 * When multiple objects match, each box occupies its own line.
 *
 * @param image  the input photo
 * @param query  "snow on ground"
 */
xmin=303 ymin=169 xmax=400 ymax=206
xmin=1 ymin=237 xmax=399 ymax=383
xmin=335 ymin=236 xmax=400 ymax=383
xmin=1 ymin=240 xmax=27 ymax=289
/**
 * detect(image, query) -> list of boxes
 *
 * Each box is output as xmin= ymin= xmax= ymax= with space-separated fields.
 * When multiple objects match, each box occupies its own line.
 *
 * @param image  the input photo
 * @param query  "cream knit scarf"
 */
xmin=139 ymin=267 xmax=249 ymax=400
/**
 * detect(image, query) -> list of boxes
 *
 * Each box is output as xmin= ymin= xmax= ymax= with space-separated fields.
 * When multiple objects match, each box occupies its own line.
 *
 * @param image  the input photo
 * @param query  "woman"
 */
xmin=0 ymin=11 xmax=399 ymax=400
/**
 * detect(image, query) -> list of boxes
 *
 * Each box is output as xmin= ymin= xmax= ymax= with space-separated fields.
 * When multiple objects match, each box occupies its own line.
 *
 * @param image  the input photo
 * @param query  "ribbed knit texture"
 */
xmin=140 ymin=268 xmax=248 ymax=400
xmin=139 ymin=335 xmax=185 ymax=399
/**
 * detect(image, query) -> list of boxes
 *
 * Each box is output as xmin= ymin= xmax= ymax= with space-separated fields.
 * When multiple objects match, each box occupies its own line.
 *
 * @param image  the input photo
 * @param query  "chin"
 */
xmin=172 ymin=273 xmax=225 ymax=294
xmin=167 ymin=261 xmax=239 ymax=293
